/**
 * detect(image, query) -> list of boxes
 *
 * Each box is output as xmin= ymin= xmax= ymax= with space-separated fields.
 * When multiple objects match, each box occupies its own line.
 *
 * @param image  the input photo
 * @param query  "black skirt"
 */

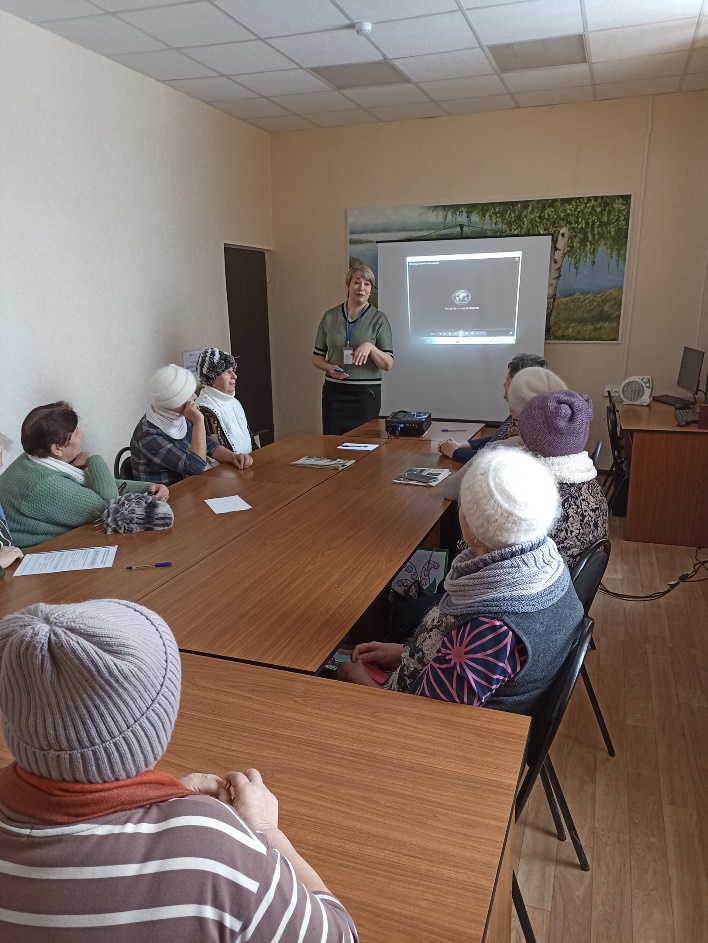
xmin=321 ymin=382 xmax=381 ymax=436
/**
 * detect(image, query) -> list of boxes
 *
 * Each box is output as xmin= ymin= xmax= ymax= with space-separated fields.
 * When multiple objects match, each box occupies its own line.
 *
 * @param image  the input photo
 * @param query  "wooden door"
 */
xmin=224 ymin=246 xmax=274 ymax=446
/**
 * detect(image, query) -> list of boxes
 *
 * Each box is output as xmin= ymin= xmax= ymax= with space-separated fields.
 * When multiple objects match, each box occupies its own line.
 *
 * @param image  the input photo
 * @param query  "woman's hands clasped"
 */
xmin=180 ymin=768 xmax=278 ymax=834
xmin=351 ymin=641 xmax=403 ymax=668
xmin=437 ymin=438 xmax=466 ymax=458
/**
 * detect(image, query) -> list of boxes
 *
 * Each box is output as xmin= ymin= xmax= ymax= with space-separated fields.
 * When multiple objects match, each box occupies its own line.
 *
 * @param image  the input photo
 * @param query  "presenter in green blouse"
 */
xmin=312 ymin=265 xmax=394 ymax=435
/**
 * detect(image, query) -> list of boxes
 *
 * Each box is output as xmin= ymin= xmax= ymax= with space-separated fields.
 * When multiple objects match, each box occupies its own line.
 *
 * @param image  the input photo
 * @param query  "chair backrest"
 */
xmin=589 ymin=440 xmax=601 ymax=465
xmin=114 ymin=446 xmax=132 ymax=480
xmin=606 ymin=405 xmax=623 ymax=466
xmin=571 ymin=538 xmax=611 ymax=615
xmin=515 ymin=616 xmax=594 ymax=820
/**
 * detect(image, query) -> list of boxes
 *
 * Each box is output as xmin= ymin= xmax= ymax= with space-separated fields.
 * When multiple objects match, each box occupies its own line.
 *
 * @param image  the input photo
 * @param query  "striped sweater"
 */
xmin=0 ymin=793 xmax=357 ymax=942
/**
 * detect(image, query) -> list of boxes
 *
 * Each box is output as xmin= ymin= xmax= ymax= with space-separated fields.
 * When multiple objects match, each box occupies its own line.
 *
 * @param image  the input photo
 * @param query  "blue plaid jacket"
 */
xmin=130 ymin=416 xmax=220 ymax=485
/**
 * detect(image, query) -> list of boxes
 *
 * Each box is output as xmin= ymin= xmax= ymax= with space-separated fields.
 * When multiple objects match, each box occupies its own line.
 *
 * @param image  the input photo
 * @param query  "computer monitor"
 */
xmin=676 ymin=346 xmax=704 ymax=397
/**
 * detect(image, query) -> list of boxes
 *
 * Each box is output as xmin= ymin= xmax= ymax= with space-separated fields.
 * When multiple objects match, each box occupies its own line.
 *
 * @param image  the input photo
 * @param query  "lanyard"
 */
xmin=343 ymin=303 xmax=368 ymax=346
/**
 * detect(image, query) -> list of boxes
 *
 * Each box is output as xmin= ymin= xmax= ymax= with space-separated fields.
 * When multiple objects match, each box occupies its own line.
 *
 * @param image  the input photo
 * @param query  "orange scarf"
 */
xmin=0 ymin=763 xmax=191 ymax=824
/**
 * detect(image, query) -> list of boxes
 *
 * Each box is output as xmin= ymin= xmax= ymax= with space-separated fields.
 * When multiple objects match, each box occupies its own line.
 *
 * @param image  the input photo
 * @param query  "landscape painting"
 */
xmin=348 ymin=195 xmax=632 ymax=342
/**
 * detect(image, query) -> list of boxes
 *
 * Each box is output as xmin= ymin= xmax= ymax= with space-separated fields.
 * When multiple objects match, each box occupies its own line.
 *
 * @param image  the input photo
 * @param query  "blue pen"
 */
xmin=440 ymin=428 xmax=467 ymax=432
xmin=126 ymin=562 xmax=172 ymax=570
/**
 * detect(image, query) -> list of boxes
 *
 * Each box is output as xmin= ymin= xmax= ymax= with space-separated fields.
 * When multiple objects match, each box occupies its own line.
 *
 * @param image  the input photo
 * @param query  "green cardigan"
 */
xmin=0 ymin=453 xmax=150 ymax=549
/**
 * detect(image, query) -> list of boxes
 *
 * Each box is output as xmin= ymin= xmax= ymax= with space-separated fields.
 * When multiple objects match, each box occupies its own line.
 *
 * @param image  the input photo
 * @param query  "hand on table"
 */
xmin=148 ymin=484 xmax=170 ymax=500
xmin=0 ymin=546 xmax=23 ymax=569
xmin=351 ymin=641 xmax=403 ymax=668
xmin=231 ymin=453 xmax=254 ymax=470
xmin=437 ymin=438 xmax=465 ymax=458
xmin=180 ymin=772 xmax=232 ymax=804
xmin=225 ymin=768 xmax=278 ymax=833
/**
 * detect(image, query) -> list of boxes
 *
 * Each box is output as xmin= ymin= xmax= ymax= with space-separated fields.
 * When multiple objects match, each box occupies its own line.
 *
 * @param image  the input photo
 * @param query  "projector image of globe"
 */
xmin=452 ymin=290 xmax=471 ymax=304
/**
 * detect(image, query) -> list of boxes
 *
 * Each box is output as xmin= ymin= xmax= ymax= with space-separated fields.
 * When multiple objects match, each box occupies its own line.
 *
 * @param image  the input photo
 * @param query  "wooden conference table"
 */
xmin=617 ymin=401 xmax=708 ymax=546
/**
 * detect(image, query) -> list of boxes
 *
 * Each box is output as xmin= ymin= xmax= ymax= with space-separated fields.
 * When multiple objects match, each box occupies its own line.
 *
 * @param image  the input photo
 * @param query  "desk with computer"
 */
xmin=615 ymin=346 xmax=707 ymax=547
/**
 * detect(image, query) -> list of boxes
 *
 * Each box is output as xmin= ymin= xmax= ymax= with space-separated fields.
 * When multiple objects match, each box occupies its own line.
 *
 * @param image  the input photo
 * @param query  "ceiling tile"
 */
xmin=584 ymin=0 xmax=703 ymax=32
xmin=308 ymin=110 xmax=380 ymax=127
xmin=91 ymin=0 xmax=193 ymax=11
xmin=370 ymin=12 xmax=478 ymax=59
xmin=213 ymin=0 xmax=350 ymax=38
xmin=271 ymin=90 xmax=360 ymax=113
xmin=119 ymin=2 xmax=253 ymax=47
xmin=595 ymin=76 xmax=681 ymax=99
xmin=0 ymin=0 xmax=97 ymax=19
xmin=589 ymin=20 xmax=697 ymax=62
xmin=682 ymin=71 xmax=708 ymax=90
xmin=112 ymin=49 xmax=216 ymax=80
xmin=41 ymin=14 xmax=166 ymax=55
xmin=213 ymin=97 xmax=291 ymax=118
xmin=337 ymin=0 xmax=457 ymax=20
xmin=269 ymin=29 xmax=382 ymax=67
xmin=503 ymin=63 xmax=590 ymax=92
xmin=165 ymin=76 xmax=258 ymax=101
xmin=514 ymin=86 xmax=594 ymax=106
xmin=394 ymin=48 xmax=494 ymax=81
xmin=441 ymin=94 xmax=516 ymax=114
xmin=593 ymin=52 xmax=688 ymax=84
xmin=311 ymin=60 xmax=408 ymax=88
xmin=367 ymin=102 xmax=446 ymax=121
xmin=343 ymin=83 xmax=429 ymax=106
xmin=466 ymin=0 xmax=584 ymax=45
xmin=688 ymin=47 xmax=708 ymax=72
xmin=184 ymin=40 xmax=296 ymax=74
xmin=235 ymin=69 xmax=331 ymax=96
xmin=419 ymin=74 xmax=507 ymax=100
xmin=247 ymin=115 xmax=317 ymax=131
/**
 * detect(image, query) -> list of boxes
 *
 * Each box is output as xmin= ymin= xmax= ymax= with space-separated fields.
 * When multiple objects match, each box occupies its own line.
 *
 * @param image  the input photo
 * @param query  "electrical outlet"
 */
xmin=604 ymin=385 xmax=621 ymax=397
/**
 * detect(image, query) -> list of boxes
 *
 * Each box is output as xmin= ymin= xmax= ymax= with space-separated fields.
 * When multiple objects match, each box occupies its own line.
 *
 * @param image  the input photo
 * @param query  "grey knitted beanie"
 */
xmin=0 ymin=599 xmax=181 ymax=783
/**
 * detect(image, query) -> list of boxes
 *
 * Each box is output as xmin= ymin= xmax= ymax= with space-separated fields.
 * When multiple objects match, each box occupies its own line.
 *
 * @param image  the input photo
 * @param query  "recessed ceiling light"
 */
xmin=490 ymin=35 xmax=587 ymax=73
xmin=311 ymin=61 xmax=409 ymax=89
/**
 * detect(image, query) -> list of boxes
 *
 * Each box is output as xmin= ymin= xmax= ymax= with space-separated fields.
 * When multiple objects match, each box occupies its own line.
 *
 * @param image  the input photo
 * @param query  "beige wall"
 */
xmin=269 ymin=91 xmax=708 ymax=452
xmin=0 ymin=12 xmax=272 ymax=465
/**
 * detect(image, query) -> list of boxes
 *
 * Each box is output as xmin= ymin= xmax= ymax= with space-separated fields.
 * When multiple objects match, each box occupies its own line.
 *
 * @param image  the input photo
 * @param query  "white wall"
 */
xmin=268 ymin=92 xmax=708 ymax=453
xmin=0 ymin=12 xmax=272 ymax=466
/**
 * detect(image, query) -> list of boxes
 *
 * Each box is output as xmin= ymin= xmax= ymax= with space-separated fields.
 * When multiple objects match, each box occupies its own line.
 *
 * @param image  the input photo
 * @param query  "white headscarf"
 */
xmin=145 ymin=403 xmax=187 ymax=439
xmin=196 ymin=387 xmax=251 ymax=455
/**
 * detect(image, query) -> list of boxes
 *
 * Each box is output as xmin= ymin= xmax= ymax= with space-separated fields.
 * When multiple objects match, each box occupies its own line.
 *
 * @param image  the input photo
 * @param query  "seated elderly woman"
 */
xmin=0 ymin=599 xmax=357 ymax=940
xmin=518 ymin=390 xmax=608 ymax=569
xmin=0 ymin=432 xmax=23 ymax=575
xmin=0 ymin=404 xmax=166 ymax=550
xmin=132 ymin=364 xmax=256 ymax=484
xmin=339 ymin=448 xmax=584 ymax=714
xmin=195 ymin=347 xmax=254 ymax=469
xmin=437 ymin=352 xmax=549 ymax=462
xmin=441 ymin=365 xmax=567 ymax=501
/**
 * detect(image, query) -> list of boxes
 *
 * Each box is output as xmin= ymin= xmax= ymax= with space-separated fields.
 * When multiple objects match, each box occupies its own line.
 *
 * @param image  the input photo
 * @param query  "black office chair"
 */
xmin=589 ymin=439 xmax=601 ymax=466
xmin=513 ymin=616 xmax=594 ymax=943
xmin=571 ymin=540 xmax=615 ymax=756
xmin=113 ymin=447 xmax=134 ymax=480
xmin=604 ymin=403 xmax=630 ymax=514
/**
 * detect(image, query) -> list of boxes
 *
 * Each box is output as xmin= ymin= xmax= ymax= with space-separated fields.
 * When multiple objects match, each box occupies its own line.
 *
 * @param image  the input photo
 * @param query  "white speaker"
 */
xmin=620 ymin=375 xmax=653 ymax=405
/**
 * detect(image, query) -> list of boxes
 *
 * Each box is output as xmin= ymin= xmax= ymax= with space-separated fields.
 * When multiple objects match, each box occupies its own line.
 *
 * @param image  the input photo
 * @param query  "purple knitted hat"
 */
xmin=518 ymin=390 xmax=593 ymax=457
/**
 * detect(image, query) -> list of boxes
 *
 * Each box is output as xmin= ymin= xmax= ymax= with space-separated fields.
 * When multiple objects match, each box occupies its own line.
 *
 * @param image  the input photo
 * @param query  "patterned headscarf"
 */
xmin=196 ymin=348 xmax=236 ymax=389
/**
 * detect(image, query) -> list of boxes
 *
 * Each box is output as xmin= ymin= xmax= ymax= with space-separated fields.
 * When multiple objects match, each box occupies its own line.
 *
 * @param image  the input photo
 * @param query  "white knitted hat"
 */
xmin=149 ymin=364 xmax=196 ymax=410
xmin=507 ymin=366 xmax=567 ymax=416
xmin=0 ymin=599 xmax=181 ymax=783
xmin=459 ymin=448 xmax=559 ymax=550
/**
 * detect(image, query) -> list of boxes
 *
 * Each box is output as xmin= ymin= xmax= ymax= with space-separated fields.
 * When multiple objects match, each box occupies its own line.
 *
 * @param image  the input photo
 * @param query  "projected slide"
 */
xmin=406 ymin=251 xmax=522 ymax=344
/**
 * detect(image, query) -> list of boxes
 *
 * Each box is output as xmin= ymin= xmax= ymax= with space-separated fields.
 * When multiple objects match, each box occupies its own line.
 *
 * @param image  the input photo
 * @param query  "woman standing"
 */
xmin=312 ymin=265 xmax=393 ymax=435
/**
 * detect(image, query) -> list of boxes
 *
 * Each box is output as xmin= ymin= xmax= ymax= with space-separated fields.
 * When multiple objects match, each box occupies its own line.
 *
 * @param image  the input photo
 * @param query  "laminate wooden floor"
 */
xmin=512 ymin=517 xmax=708 ymax=943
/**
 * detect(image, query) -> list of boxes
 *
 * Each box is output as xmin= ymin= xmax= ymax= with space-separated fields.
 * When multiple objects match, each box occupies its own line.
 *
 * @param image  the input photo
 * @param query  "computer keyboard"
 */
xmin=675 ymin=407 xmax=698 ymax=425
xmin=654 ymin=394 xmax=692 ymax=408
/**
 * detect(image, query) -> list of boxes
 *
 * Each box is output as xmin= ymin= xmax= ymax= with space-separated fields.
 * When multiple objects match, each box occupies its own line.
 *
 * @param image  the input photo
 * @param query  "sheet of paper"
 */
xmin=13 ymin=545 xmax=118 ymax=577
xmin=205 ymin=495 xmax=252 ymax=514
xmin=337 ymin=442 xmax=379 ymax=451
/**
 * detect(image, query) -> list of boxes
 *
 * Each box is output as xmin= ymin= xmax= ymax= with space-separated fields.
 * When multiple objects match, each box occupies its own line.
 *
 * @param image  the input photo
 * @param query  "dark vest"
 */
xmin=484 ymin=583 xmax=584 ymax=716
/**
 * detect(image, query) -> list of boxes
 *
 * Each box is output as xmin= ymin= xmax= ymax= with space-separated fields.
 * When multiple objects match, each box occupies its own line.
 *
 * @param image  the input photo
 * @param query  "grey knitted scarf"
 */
xmin=438 ymin=536 xmax=570 ymax=619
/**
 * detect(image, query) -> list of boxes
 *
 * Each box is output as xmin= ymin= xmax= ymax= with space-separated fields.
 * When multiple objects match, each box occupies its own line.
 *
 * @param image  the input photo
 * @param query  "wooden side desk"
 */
xmin=617 ymin=402 xmax=708 ymax=546
xmin=350 ymin=418 xmax=485 ymax=441
xmin=162 ymin=656 xmax=530 ymax=943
